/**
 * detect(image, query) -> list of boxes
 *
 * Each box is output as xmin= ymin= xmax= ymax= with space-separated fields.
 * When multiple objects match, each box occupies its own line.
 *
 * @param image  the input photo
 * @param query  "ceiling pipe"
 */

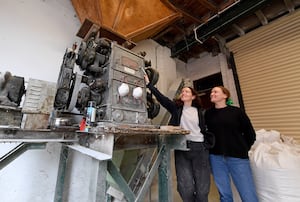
xmin=172 ymin=0 xmax=270 ymax=58
xmin=194 ymin=0 xmax=241 ymax=44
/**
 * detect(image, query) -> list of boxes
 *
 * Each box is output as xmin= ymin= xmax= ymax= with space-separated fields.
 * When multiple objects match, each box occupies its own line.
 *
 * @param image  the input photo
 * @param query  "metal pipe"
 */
xmin=194 ymin=0 xmax=241 ymax=44
xmin=195 ymin=0 xmax=241 ymax=31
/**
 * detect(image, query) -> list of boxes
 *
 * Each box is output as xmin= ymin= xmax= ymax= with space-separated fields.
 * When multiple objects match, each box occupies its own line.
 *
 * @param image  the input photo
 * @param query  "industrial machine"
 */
xmin=53 ymin=31 xmax=160 ymax=128
xmin=0 ymin=29 xmax=188 ymax=202
xmin=50 ymin=31 xmax=166 ymax=201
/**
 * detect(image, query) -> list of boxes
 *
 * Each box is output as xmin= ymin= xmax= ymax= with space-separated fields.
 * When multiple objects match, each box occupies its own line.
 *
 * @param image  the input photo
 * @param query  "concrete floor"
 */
xmin=147 ymin=151 xmax=220 ymax=202
xmin=146 ymin=151 xmax=243 ymax=202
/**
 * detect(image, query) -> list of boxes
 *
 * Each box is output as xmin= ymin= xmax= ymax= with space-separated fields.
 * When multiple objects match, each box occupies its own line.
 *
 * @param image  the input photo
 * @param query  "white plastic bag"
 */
xmin=249 ymin=130 xmax=300 ymax=202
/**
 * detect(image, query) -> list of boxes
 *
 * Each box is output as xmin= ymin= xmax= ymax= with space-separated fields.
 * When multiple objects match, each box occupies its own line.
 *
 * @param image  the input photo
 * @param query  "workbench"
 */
xmin=0 ymin=124 xmax=189 ymax=202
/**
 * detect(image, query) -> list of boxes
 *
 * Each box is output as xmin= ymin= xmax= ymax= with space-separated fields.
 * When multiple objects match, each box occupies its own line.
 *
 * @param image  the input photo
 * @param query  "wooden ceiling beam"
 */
xmin=283 ymin=0 xmax=295 ymax=12
xmin=125 ymin=13 xmax=181 ymax=40
xmin=231 ymin=23 xmax=245 ymax=36
xmin=112 ymin=0 xmax=126 ymax=30
xmin=218 ymin=0 xmax=239 ymax=11
xmin=173 ymin=24 xmax=186 ymax=34
xmin=160 ymin=0 xmax=203 ymax=23
xmin=198 ymin=0 xmax=240 ymax=20
xmin=255 ymin=10 xmax=268 ymax=25
xmin=152 ymin=26 xmax=174 ymax=41
xmin=195 ymin=0 xmax=217 ymax=12
xmin=172 ymin=0 xmax=269 ymax=58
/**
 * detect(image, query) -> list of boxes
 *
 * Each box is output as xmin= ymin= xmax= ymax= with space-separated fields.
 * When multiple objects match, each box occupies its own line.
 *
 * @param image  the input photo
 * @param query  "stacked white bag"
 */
xmin=249 ymin=129 xmax=300 ymax=202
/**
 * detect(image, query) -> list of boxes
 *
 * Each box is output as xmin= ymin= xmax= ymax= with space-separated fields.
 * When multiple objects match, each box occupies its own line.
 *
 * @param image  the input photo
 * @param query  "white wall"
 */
xmin=186 ymin=52 xmax=221 ymax=81
xmin=175 ymin=58 xmax=188 ymax=79
xmin=0 ymin=143 xmax=62 ymax=202
xmin=0 ymin=0 xmax=81 ymax=83
xmin=0 ymin=1 xmax=81 ymax=202
xmin=132 ymin=39 xmax=178 ymax=94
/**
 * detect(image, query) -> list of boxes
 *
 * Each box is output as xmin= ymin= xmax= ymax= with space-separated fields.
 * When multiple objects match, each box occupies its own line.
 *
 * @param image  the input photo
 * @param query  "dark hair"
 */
xmin=174 ymin=86 xmax=202 ymax=108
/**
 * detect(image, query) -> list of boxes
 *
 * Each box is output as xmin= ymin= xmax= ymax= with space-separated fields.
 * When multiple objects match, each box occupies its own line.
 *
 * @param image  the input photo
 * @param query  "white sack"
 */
xmin=249 ymin=130 xmax=300 ymax=202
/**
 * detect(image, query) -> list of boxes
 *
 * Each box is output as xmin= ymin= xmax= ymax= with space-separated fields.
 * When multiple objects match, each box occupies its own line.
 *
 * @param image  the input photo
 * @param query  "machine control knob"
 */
xmin=112 ymin=109 xmax=124 ymax=122
xmin=137 ymin=113 xmax=147 ymax=124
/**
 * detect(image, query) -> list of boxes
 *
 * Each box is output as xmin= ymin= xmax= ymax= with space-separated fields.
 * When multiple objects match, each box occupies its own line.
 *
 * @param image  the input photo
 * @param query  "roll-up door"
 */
xmin=227 ymin=10 xmax=300 ymax=142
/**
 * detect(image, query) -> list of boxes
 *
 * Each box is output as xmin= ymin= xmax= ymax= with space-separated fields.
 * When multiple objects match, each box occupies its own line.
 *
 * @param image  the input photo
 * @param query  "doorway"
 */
xmin=193 ymin=73 xmax=223 ymax=109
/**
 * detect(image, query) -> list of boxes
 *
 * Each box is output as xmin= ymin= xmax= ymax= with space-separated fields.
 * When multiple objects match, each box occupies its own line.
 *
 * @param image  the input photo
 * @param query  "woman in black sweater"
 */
xmin=204 ymin=86 xmax=258 ymax=202
xmin=145 ymin=75 xmax=212 ymax=202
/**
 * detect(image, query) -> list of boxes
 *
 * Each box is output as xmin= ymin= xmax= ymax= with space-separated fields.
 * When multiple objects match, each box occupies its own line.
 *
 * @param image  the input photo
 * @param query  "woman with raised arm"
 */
xmin=145 ymin=75 xmax=214 ymax=202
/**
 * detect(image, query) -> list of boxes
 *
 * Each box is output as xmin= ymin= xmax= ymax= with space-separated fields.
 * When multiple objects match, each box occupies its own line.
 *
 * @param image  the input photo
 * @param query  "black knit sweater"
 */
xmin=204 ymin=105 xmax=256 ymax=158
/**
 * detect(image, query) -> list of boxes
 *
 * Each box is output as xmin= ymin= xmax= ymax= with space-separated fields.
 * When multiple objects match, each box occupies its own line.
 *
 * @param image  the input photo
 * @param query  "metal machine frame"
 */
xmin=0 ymin=125 xmax=188 ymax=202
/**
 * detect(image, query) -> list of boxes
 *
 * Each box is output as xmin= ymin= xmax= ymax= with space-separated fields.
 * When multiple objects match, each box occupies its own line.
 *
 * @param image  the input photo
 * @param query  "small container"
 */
xmin=79 ymin=117 xmax=86 ymax=131
xmin=87 ymin=101 xmax=96 ymax=122
xmin=85 ymin=101 xmax=96 ymax=131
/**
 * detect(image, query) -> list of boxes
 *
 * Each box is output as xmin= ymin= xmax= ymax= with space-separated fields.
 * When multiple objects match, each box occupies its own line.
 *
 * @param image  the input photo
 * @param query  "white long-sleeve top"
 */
xmin=180 ymin=105 xmax=204 ymax=142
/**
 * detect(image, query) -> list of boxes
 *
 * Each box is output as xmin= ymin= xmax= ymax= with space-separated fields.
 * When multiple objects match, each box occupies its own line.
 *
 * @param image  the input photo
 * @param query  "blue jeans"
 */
xmin=209 ymin=154 xmax=258 ymax=202
xmin=175 ymin=141 xmax=210 ymax=202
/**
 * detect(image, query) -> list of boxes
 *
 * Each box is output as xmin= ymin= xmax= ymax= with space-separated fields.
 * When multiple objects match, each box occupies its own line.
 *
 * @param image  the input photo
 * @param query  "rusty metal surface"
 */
xmin=0 ymin=105 xmax=22 ymax=127
xmin=0 ymin=127 xmax=78 ymax=142
xmin=0 ymin=125 xmax=188 ymax=137
xmin=21 ymin=114 xmax=50 ymax=129
xmin=82 ymin=124 xmax=189 ymax=150
xmin=103 ymin=126 xmax=189 ymax=136
xmin=0 ymin=124 xmax=188 ymax=148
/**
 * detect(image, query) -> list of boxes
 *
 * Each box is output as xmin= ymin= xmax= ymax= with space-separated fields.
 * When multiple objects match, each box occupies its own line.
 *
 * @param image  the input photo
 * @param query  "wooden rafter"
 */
xmin=219 ymin=0 xmax=239 ymax=10
xmin=112 ymin=0 xmax=126 ymax=30
xmin=95 ymin=0 xmax=103 ymax=24
xmin=283 ymin=0 xmax=295 ymax=12
xmin=160 ymin=0 xmax=203 ymax=23
xmin=195 ymin=0 xmax=217 ymax=12
xmin=126 ymin=12 xmax=181 ymax=40
xmin=255 ymin=10 xmax=268 ymax=25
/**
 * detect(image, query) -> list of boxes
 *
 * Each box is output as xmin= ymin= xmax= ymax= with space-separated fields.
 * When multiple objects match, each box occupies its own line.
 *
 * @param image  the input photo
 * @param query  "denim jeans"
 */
xmin=175 ymin=141 xmax=210 ymax=202
xmin=209 ymin=154 xmax=258 ymax=202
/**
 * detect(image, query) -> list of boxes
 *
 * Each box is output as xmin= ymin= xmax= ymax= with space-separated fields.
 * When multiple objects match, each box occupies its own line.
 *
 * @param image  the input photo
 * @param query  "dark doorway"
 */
xmin=193 ymin=73 xmax=223 ymax=109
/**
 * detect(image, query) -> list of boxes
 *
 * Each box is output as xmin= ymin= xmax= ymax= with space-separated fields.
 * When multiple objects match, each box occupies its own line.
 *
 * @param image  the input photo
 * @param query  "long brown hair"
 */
xmin=215 ymin=86 xmax=231 ymax=102
xmin=174 ymin=86 xmax=202 ymax=108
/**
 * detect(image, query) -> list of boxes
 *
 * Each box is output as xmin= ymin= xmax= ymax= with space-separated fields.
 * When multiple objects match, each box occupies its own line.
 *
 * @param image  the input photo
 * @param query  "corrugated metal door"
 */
xmin=227 ymin=10 xmax=300 ymax=142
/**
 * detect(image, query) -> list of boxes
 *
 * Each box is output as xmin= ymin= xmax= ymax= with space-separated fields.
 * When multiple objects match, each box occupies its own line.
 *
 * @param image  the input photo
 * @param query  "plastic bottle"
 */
xmin=85 ymin=101 xmax=96 ymax=132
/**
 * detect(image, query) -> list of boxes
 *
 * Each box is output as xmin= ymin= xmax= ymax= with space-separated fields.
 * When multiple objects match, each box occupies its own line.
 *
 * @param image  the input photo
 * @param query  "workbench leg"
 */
xmin=158 ymin=139 xmax=173 ymax=202
xmin=54 ymin=144 xmax=69 ymax=202
xmin=107 ymin=160 xmax=136 ymax=201
xmin=95 ymin=160 xmax=108 ymax=202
